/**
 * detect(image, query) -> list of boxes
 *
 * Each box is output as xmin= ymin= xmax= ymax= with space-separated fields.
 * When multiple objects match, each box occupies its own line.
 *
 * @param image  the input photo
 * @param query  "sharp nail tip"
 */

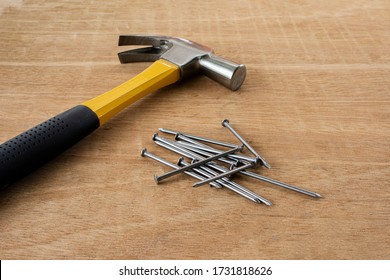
xmin=256 ymin=199 xmax=272 ymax=206
xmin=263 ymin=162 xmax=271 ymax=169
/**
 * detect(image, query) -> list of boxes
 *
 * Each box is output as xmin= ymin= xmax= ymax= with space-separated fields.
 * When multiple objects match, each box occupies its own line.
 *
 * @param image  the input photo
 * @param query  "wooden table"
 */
xmin=0 ymin=0 xmax=389 ymax=259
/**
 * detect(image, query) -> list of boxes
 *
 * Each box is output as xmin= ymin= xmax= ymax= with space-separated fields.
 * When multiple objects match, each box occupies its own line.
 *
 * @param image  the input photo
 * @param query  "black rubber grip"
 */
xmin=0 ymin=105 xmax=100 ymax=189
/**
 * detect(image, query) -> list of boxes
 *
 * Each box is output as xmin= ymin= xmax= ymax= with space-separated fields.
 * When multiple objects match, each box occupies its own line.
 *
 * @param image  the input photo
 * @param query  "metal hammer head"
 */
xmin=118 ymin=35 xmax=246 ymax=91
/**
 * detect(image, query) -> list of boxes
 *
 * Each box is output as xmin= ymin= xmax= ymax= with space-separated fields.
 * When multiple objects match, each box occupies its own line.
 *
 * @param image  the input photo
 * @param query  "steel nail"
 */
xmin=178 ymin=158 xmax=261 ymax=204
xmin=159 ymin=127 xmax=243 ymax=150
xmin=152 ymin=137 xmax=272 ymax=205
xmin=175 ymin=158 xmax=223 ymax=189
xmin=174 ymin=140 xmax=238 ymax=166
xmin=140 ymin=148 xmax=222 ymax=188
xmin=197 ymin=164 xmax=272 ymax=206
xmin=221 ymin=119 xmax=271 ymax=168
xmin=153 ymin=133 xmax=202 ymax=160
xmin=193 ymin=162 xmax=254 ymax=187
xmin=158 ymin=128 xmax=177 ymax=135
xmin=176 ymin=139 xmax=258 ymax=165
xmin=240 ymin=170 xmax=322 ymax=198
xmin=154 ymin=147 xmax=241 ymax=183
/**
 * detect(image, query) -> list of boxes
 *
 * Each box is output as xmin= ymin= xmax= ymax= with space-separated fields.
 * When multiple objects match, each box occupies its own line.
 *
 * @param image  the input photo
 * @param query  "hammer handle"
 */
xmin=0 ymin=105 xmax=99 ymax=189
xmin=0 ymin=59 xmax=180 ymax=189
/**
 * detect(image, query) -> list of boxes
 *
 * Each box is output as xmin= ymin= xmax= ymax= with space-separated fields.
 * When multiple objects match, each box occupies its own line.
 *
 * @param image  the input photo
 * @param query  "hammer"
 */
xmin=0 ymin=35 xmax=246 ymax=189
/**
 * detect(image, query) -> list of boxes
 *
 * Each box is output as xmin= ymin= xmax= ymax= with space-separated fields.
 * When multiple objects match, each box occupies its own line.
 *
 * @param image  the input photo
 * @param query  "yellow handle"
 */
xmin=82 ymin=59 xmax=180 ymax=125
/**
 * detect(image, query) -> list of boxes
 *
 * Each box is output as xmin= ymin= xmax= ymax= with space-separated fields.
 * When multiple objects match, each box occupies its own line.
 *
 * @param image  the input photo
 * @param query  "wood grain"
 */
xmin=0 ymin=0 xmax=389 ymax=259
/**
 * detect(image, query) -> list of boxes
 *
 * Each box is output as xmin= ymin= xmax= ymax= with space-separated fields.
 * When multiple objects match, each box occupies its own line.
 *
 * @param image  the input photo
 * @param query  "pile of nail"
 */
xmin=141 ymin=119 xmax=321 ymax=206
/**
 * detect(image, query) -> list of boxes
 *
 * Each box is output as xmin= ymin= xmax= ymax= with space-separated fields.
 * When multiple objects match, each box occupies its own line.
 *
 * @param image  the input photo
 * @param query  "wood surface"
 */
xmin=0 ymin=0 xmax=389 ymax=260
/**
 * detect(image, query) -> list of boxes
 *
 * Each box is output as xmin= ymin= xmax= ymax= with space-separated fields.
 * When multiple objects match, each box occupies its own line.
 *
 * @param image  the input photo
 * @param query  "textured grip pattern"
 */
xmin=1 ymin=117 xmax=69 ymax=162
xmin=0 ymin=105 xmax=99 ymax=189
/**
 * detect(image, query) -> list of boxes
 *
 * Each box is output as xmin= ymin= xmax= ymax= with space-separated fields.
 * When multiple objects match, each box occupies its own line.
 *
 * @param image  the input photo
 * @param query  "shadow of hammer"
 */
xmin=0 ymin=34 xmax=246 ymax=189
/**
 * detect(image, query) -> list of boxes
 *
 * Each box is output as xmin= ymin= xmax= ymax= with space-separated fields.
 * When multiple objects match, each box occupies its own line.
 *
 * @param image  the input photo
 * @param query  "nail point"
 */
xmin=263 ymin=200 xmax=273 ymax=206
xmin=262 ymin=160 xmax=271 ymax=169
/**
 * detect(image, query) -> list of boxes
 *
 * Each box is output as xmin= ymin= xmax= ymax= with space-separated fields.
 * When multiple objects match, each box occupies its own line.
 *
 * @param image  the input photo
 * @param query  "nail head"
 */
xmin=221 ymin=119 xmax=229 ymax=127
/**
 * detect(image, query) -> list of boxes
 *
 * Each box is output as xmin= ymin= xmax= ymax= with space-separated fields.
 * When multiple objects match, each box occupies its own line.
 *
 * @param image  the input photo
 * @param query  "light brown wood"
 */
xmin=0 ymin=0 xmax=389 ymax=259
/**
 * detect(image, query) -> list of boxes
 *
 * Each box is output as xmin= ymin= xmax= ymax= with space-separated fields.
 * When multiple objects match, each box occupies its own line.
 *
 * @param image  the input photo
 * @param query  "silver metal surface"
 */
xmin=155 ymin=134 xmax=321 ymax=201
xmin=174 ymin=141 xmax=238 ymax=166
xmin=153 ymin=138 xmax=272 ymax=205
xmin=154 ymin=134 xmax=237 ymax=167
xmin=174 ymin=132 xmax=241 ymax=151
xmin=193 ymin=162 xmax=254 ymax=187
xmin=221 ymin=119 xmax=271 ymax=168
xmin=163 ymin=140 xmax=272 ymax=205
xmin=176 ymin=158 xmax=222 ymax=189
xmin=159 ymin=128 xmax=242 ymax=150
xmin=199 ymin=55 xmax=247 ymax=91
xmin=240 ymin=170 xmax=322 ymax=198
xmin=145 ymin=122 xmax=321 ymax=204
xmin=176 ymin=138 xmax=258 ymax=164
xmin=197 ymin=164 xmax=272 ymax=206
xmin=178 ymin=159 xmax=260 ymax=203
xmin=141 ymin=148 xmax=221 ymax=188
xmin=154 ymin=147 xmax=240 ymax=183
xmin=118 ymin=35 xmax=246 ymax=91
xmin=153 ymin=134 xmax=205 ymax=160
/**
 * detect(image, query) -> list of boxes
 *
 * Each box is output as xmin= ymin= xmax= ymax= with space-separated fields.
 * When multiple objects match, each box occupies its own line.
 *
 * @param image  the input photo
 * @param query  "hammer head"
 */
xmin=118 ymin=35 xmax=246 ymax=91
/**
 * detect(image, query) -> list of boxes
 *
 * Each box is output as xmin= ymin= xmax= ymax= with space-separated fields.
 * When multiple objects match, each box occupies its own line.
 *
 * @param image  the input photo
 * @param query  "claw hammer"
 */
xmin=0 ymin=35 xmax=246 ymax=189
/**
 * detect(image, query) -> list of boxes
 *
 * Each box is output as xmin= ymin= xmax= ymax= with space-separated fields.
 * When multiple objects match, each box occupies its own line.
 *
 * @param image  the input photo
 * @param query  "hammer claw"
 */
xmin=118 ymin=34 xmax=170 ymax=47
xmin=118 ymin=47 xmax=164 ymax=63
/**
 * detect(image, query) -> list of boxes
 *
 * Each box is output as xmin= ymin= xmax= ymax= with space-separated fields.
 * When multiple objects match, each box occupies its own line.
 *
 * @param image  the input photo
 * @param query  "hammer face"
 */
xmin=118 ymin=35 xmax=171 ymax=63
xmin=117 ymin=35 xmax=246 ymax=91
